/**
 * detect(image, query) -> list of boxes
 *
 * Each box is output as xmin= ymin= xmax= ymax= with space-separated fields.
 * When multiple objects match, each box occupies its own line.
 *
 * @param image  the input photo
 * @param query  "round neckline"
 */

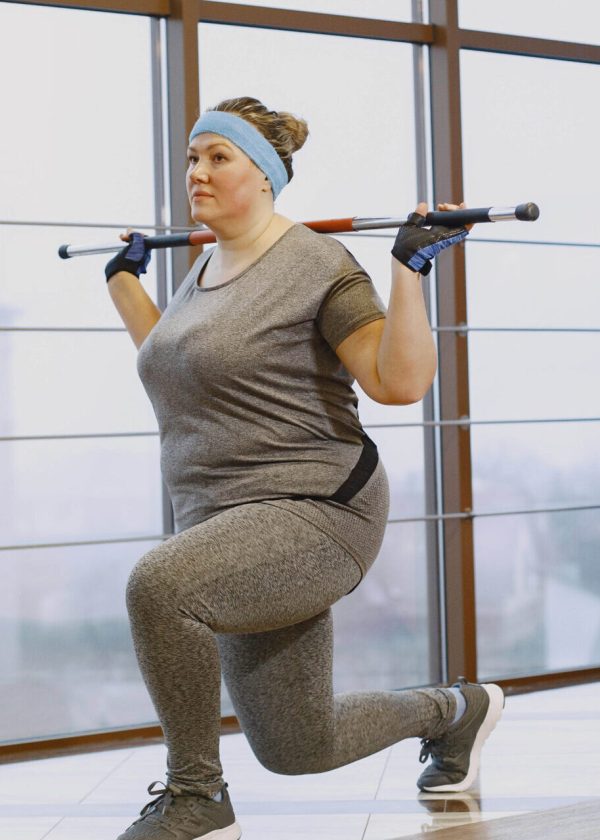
xmin=194 ymin=223 xmax=299 ymax=291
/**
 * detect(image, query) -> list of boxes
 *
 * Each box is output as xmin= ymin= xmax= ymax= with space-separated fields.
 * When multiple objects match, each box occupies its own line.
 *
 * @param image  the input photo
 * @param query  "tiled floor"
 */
xmin=1 ymin=682 xmax=598 ymax=839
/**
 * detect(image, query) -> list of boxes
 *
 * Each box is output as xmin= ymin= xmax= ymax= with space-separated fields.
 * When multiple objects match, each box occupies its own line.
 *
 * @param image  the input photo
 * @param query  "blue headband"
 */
xmin=188 ymin=111 xmax=289 ymax=200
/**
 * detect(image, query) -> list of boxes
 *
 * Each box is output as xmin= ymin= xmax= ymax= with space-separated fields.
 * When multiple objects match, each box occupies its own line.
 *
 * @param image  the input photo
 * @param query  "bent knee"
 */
xmin=125 ymin=545 xmax=171 ymax=612
xmin=254 ymin=748 xmax=330 ymax=776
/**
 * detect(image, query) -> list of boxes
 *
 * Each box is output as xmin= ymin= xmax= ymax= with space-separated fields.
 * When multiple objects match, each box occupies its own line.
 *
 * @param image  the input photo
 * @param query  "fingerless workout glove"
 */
xmin=391 ymin=211 xmax=469 ymax=276
xmin=105 ymin=231 xmax=152 ymax=283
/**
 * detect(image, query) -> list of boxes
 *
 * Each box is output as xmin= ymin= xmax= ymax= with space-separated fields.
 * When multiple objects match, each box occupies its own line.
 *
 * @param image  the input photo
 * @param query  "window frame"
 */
xmin=2 ymin=0 xmax=599 ymax=763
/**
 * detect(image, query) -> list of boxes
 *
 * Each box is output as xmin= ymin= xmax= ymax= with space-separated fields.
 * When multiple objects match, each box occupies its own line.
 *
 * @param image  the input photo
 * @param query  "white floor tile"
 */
xmin=0 ymin=750 xmax=135 ymax=805
xmin=236 ymin=813 xmax=369 ymax=839
xmin=0 ymin=818 xmax=62 ymax=840
xmin=38 ymin=813 xmax=369 ymax=840
xmin=504 ymin=683 xmax=600 ymax=717
xmin=363 ymin=810 xmax=526 ymax=839
xmin=86 ymin=734 xmax=390 ymax=805
xmin=374 ymin=739 xmax=426 ymax=799
xmin=40 ymin=816 xmax=129 ymax=839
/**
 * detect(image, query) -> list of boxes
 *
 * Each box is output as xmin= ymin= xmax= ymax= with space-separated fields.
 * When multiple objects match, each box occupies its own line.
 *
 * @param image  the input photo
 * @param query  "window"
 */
xmin=0 ymin=2 xmax=162 ymax=742
xmin=461 ymin=50 xmax=600 ymax=678
xmin=459 ymin=0 xmax=600 ymax=46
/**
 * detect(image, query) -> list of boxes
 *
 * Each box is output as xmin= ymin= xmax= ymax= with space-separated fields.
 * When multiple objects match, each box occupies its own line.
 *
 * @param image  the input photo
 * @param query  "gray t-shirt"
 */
xmin=137 ymin=222 xmax=387 ymax=532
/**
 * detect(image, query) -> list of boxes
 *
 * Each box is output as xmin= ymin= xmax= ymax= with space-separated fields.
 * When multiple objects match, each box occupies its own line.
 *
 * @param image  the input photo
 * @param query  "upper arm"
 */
xmin=334 ymin=317 xmax=397 ymax=404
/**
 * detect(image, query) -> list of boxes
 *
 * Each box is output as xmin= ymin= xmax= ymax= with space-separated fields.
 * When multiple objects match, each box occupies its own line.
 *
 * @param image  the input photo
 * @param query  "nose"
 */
xmin=189 ymin=160 xmax=209 ymax=183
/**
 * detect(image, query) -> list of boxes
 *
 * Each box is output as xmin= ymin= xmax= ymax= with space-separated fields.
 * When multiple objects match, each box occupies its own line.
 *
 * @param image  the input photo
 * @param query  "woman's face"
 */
xmin=186 ymin=132 xmax=271 ymax=224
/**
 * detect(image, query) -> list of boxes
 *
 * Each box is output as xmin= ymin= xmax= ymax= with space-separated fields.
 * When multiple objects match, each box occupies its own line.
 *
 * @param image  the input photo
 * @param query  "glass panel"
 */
xmin=0 ymin=523 xmax=432 ymax=743
xmin=198 ymin=24 xmax=417 ymax=222
xmin=0 ymin=224 xmax=158 ymax=329
xmin=0 ymin=540 xmax=161 ymax=742
xmin=468 ymin=332 xmax=600 ymax=420
xmin=204 ymin=0 xmax=413 ymax=22
xmin=0 ymin=3 xmax=155 ymax=223
xmin=0 ymin=331 xmax=157 ymax=438
xmin=466 ymin=242 xmax=600 ymax=329
xmin=475 ymin=510 xmax=600 ymax=679
xmin=0 ymin=437 xmax=163 ymax=547
xmin=472 ymin=423 xmax=600 ymax=513
xmin=459 ymin=0 xmax=600 ymax=46
xmin=460 ymin=51 xmax=600 ymax=244
xmin=370 ymin=427 xmax=425 ymax=522
xmin=333 ymin=521 xmax=431 ymax=690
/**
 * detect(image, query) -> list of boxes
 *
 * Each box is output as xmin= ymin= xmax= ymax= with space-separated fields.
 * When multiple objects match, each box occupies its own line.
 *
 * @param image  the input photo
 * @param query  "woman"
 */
xmin=106 ymin=96 xmax=504 ymax=840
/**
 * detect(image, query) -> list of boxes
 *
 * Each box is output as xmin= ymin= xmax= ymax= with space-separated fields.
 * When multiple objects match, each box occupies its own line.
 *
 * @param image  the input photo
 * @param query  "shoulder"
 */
xmin=290 ymin=223 xmax=362 ymax=273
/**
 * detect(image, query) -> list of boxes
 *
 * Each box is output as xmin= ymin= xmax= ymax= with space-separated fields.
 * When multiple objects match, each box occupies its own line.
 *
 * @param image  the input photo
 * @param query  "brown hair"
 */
xmin=207 ymin=96 xmax=309 ymax=183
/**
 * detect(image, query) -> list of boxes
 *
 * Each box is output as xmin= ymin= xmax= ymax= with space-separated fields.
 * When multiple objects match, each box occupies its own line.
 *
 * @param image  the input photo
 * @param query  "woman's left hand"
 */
xmin=391 ymin=200 xmax=470 ymax=276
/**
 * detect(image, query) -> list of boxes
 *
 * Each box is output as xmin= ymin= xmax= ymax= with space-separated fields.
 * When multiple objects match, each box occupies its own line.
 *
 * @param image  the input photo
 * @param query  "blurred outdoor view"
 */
xmin=0 ymin=1 xmax=598 ymax=743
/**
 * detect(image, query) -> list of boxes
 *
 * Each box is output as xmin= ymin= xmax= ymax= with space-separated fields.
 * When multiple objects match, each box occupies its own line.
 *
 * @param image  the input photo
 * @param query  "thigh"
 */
xmin=217 ymin=609 xmax=335 ymax=772
xmin=130 ymin=501 xmax=362 ymax=634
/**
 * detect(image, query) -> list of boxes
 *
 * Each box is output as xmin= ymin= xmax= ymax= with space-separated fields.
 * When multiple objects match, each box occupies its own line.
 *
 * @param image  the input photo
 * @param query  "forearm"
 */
xmin=107 ymin=271 xmax=162 ymax=350
xmin=376 ymin=257 xmax=437 ymax=404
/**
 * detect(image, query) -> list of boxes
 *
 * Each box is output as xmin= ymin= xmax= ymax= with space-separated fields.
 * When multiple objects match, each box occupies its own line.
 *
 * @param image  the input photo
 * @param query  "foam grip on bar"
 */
xmin=58 ymin=244 xmax=71 ymax=259
xmin=424 ymin=207 xmax=492 ymax=227
xmin=515 ymin=202 xmax=540 ymax=221
xmin=143 ymin=232 xmax=194 ymax=249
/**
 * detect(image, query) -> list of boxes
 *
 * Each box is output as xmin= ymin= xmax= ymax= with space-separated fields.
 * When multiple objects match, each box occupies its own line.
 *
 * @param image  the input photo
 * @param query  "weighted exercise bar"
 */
xmin=58 ymin=202 xmax=539 ymax=259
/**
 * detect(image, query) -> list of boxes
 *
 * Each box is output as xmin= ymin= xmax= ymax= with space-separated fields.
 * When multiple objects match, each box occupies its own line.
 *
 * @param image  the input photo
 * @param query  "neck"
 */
xmin=210 ymin=212 xmax=284 ymax=265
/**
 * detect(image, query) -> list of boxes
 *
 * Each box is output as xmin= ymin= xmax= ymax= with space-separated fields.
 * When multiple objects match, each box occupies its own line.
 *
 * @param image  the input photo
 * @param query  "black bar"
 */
xmin=424 ymin=202 xmax=539 ymax=227
xmin=144 ymin=232 xmax=192 ymax=248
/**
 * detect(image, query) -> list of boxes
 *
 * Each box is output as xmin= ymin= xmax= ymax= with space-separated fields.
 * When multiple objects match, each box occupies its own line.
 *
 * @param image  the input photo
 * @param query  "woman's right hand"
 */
xmin=105 ymin=229 xmax=152 ymax=283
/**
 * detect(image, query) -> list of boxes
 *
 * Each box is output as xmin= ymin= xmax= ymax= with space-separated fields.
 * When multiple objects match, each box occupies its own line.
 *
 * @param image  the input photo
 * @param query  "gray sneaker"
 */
xmin=417 ymin=677 xmax=504 ymax=793
xmin=116 ymin=780 xmax=242 ymax=839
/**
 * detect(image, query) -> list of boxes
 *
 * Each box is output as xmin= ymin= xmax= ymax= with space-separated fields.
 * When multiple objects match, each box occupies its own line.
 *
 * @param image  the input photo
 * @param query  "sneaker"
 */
xmin=116 ymin=780 xmax=242 ymax=839
xmin=417 ymin=677 xmax=504 ymax=793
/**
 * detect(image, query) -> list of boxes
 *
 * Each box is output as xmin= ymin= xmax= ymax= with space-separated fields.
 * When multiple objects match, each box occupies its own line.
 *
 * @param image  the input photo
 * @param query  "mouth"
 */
xmin=192 ymin=193 xmax=213 ymax=201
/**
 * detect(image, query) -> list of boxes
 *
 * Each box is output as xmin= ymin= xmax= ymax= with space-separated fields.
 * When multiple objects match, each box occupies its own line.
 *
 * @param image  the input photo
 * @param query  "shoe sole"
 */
xmin=192 ymin=822 xmax=242 ymax=839
xmin=420 ymin=683 xmax=505 ymax=793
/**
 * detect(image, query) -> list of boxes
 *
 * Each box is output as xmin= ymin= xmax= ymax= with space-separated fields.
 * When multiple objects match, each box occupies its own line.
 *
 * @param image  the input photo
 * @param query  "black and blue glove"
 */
xmin=105 ymin=231 xmax=152 ymax=283
xmin=391 ymin=211 xmax=469 ymax=276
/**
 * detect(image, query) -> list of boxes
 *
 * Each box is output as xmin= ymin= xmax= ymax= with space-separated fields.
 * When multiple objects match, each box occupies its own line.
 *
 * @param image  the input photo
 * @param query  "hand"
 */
xmin=105 ymin=229 xmax=152 ymax=283
xmin=391 ymin=201 xmax=470 ymax=276
xmin=438 ymin=201 xmax=475 ymax=232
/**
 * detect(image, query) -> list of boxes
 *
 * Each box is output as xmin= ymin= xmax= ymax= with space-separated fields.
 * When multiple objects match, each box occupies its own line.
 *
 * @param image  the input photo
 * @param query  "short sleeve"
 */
xmin=316 ymin=269 xmax=387 ymax=351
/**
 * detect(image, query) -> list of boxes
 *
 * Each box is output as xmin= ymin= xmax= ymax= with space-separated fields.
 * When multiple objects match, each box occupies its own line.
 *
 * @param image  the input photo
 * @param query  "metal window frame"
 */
xmin=1 ymin=0 xmax=599 ymax=764
xmin=8 ymin=0 xmax=170 ymax=14
xmin=411 ymin=0 xmax=445 ymax=688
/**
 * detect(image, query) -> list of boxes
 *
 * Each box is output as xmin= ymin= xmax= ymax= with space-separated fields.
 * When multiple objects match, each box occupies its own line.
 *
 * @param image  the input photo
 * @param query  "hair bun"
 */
xmin=207 ymin=96 xmax=309 ymax=184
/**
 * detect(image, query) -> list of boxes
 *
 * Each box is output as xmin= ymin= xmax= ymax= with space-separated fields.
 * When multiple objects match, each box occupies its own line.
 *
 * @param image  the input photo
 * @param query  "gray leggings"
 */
xmin=125 ymin=462 xmax=456 ymax=798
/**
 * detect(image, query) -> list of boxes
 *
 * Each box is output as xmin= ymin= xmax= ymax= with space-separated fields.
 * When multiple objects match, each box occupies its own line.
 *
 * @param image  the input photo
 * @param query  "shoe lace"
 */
xmin=419 ymin=738 xmax=435 ymax=765
xmin=133 ymin=780 xmax=182 ymax=824
xmin=133 ymin=780 xmax=228 ymax=825
xmin=419 ymin=735 xmax=462 ymax=765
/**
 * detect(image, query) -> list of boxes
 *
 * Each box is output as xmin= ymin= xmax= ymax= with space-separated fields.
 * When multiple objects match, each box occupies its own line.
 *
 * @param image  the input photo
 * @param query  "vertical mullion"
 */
xmin=150 ymin=16 xmax=175 ymax=537
xmin=150 ymin=17 xmax=168 ymax=311
xmin=412 ymin=0 xmax=443 ymax=686
xmin=428 ymin=0 xmax=477 ymax=682
xmin=165 ymin=0 xmax=201 ymax=293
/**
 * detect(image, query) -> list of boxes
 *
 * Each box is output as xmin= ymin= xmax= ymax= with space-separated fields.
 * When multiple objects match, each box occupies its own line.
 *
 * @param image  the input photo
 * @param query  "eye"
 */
xmin=187 ymin=154 xmax=198 ymax=166
xmin=213 ymin=153 xmax=226 ymax=162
